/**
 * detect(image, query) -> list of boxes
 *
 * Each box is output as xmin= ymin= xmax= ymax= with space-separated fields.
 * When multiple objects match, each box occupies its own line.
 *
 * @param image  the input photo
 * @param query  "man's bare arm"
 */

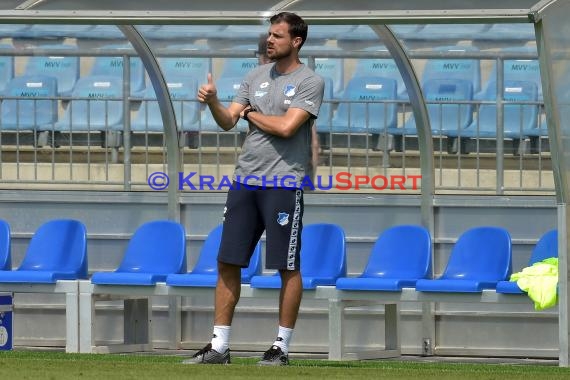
xmin=197 ymin=73 xmax=245 ymax=131
xmin=246 ymin=107 xmax=311 ymax=138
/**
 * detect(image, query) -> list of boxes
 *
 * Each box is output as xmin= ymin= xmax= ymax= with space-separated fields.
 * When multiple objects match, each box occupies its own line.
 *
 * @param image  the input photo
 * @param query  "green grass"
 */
xmin=0 ymin=351 xmax=569 ymax=380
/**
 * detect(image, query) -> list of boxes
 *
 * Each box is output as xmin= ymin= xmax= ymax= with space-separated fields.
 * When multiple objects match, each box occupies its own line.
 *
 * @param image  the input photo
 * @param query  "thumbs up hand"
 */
xmin=197 ymin=73 xmax=218 ymax=104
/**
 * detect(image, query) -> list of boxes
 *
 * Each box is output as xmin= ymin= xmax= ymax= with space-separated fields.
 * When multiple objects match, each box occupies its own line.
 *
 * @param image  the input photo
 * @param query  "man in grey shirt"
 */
xmin=186 ymin=12 xmax=325 ymax=366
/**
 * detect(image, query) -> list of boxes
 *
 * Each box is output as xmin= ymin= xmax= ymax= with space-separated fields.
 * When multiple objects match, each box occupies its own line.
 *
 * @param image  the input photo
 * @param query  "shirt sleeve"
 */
xmin=289 ymin=74 xmax=325 ymax=119
xmin=232 ymin=73 xmax=252 ymax=106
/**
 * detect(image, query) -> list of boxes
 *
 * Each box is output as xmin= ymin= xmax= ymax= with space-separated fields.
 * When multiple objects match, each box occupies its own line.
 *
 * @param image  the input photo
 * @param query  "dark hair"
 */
xmin=269 ymin=12 xmax=308 ymax=49
xmin=257 ymin=33 xmax=267 ymax=55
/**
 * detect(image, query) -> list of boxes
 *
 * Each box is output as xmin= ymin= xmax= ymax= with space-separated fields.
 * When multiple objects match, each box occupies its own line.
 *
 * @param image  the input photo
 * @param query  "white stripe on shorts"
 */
xmin=286 ymin=189 xmax=302 ymax=270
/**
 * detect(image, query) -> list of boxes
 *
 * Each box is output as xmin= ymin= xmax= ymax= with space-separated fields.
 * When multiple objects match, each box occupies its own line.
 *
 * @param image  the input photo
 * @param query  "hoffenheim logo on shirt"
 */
xmin=284 ymin=85 xmax=296 ymax=97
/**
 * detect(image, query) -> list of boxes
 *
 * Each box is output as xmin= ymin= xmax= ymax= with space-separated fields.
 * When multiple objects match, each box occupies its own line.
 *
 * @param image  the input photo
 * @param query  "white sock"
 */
xmin=210 ymin=325 xmax=231 ymax=353
xmin=272 ymin=325 xmax=293 ymax=354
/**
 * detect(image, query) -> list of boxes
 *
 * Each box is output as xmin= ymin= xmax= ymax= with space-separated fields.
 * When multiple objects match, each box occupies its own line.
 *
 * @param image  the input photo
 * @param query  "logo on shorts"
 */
xmin=277 ymin=212 xmax=290 ymax=226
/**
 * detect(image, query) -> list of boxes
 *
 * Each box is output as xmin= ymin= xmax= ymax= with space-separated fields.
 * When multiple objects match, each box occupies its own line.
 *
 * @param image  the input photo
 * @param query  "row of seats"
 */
xmin=0 ymin=76 xmax=542 ymax=140
xmin=318 ymin=76 xmax=542 ymax=153
xmin=0 ymin=74 xmax=218 ymax=137
xmin=1 ymin=220 xmax=556 ymax=293
xmin=0 ymin=43 xmax=541 ymax=98
xmin=383 ymin=78 xmax=542 ymax=152
xmin=318 ymin=226 xmax=558 ymax=360
xmin=0 ymin=220 xmax=339 ymax=288
xmin=316 ymin=45 xmax=544 ymax=143
xmin=0 ymin=219 xmax=556 ymax=355
xmin=0 ymin=43 xmax=547 ymax=152
xmin=0 ymin=42 xmax=212 ymax=96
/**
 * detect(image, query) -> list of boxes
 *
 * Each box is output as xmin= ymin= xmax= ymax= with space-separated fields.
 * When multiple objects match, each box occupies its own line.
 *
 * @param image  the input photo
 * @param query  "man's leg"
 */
xmin=278 ymin=269 xmax=302 ymax=328
xmin=182 ymin=262 xmax=241 ymax=365
xmin=258 ymin=269 xmax=302 ymax=366
xmin=258 ymin=188 xmax=304 ymax=366
xmin=214 ymin=261 xmax=242 ymax=326
xmin=184 ymin=186 xmax=261 ymax=365
xmin=213 ymin=184 xmax=262 ymax=346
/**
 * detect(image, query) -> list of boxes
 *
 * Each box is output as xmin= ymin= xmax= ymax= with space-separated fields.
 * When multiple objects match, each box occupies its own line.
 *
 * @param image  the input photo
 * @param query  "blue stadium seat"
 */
xmin=131 ymin=79 xmax=200 ymax=133
xmin=351 ymin=49 xmax=408 ymax=100
xmin=0 ymin=219 xmax=87 ymax=283
xmin=415 ymin=226 xmax=512 ymax=293
xmin=484 ymin=46 xmax=542 ymax=100
xmin=421 ymin=45 xmax=482 ymax=94
xmin=90 ymin=220 xmax=187 ymax=286
xmin=330 ymin=76 xmax=398 ymax=134
xmin=79 ymin=220 xmax=186 ymax=353
xmin=336 ymin=225 xmax=432 ymax=291
xmin=351 ymin=44 xmax=477 ymax=100
xmin=219 ymin=57 xmax=259 ymax=79
xmin=496 ymin=230 xmax=558 ymax=294
xmin=301 ymin=47 xmax=344 ymax=97
xmin=199 ymin=75 xmax=248 ymax=132
xmin=0 ymin=220 xmax=11 ymax=271
xmin=315 ymin=76 xmax=335 ymax=132
xmin=447 ymin=80 xmax=539 ymax=144
xmin=427 ymin=79 xmax=474 ymax=137
xmin=388 ymin=78 xmax=474 ymax=140
xmin=528 ymin=117 xmax=548 ymax=136
xmin=0 ymin=44 xmax=14 ymax=93
xmin=166 ymin=224 xmax=262 ymax=287
xmin=90 ymin=44 xmax=146 ymax=95
xmin=54 ymin=75 xmax=123 ymax=132
xmin=250 ymin=223 xmax=346 ymax=290
xmin=1 ymin=75 xmax=58 ymax=131
xmin=529 ymin=102 xmax=570 ymax=152
xmin=158 ymin=44 xmax=211 ymax=84
xmin=528 ymin=117 xmax=551 ymax=155
xmin=23 ymin=44 xmax=79 ymax=96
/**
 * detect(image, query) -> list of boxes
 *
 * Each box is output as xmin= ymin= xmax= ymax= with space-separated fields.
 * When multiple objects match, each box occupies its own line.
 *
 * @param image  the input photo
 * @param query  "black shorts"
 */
xmin=218 ymin=185 xmax=303 ymax=271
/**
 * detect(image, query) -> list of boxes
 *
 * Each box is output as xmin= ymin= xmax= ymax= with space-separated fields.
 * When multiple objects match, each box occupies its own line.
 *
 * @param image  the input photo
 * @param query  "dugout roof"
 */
xmin=0 ymin=1 xmax=554 ymax=23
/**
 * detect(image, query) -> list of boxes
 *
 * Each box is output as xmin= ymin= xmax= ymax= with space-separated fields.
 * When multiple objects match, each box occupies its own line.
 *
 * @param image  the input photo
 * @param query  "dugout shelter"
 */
xmin=0 ymin=0 xmax=569 ymax=366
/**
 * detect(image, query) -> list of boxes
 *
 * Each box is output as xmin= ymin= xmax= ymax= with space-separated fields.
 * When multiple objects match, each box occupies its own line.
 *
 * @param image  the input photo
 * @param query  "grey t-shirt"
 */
xmin=232 ymin=63 xmax=324 ymax=187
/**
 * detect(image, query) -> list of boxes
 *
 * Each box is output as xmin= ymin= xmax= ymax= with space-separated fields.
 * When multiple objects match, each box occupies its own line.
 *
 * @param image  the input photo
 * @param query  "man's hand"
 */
xmin=240 ymin=106 xmax=252 ymax=120
xmin=197 ymin=73 xmax=218 ymax=104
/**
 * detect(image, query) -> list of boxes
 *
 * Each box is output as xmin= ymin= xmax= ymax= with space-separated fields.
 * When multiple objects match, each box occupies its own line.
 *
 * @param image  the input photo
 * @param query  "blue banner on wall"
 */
xmin=0 ymin=294 xmax=13 ymax=350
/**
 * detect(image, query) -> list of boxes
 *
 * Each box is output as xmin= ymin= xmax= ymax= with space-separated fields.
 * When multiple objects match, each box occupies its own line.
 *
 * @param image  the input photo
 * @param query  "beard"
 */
xmin=267 ymin=46 xmax=292 ymax=61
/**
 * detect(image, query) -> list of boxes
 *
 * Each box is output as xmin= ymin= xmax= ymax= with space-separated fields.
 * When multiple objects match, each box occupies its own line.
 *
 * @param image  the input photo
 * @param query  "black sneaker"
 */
xmin=257 ymin=345 xmax=289 ymax=366
xmin=182 ymin=343 xmax=231 ymax=364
